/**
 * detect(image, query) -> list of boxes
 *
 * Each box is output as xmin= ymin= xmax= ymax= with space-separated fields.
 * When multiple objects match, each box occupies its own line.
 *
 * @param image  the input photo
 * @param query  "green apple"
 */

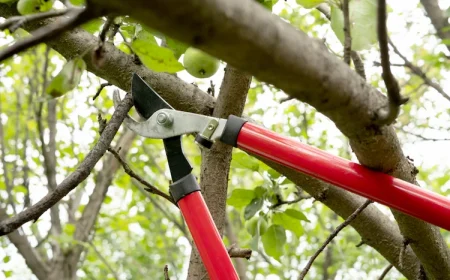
xmin=17 ymin=0 xmax=54 ymax=15
xmin=183 ymin=47 xmax=220 ymax=78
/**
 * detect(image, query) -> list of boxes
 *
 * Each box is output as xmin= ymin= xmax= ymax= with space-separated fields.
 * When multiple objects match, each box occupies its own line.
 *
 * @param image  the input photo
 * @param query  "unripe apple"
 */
xmin=183 ymin=47 xmax=220 ymax=78
xmin=246 ymin=216 xmax=268 ymax=236
xmin=17 ymin=0 xmax=54 ymax=15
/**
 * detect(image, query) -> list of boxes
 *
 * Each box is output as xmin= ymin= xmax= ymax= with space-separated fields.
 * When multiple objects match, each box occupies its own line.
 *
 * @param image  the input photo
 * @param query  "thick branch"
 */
xmin=0 ymin=94 xmax=133 ymax=235
xmin=187 ymin=67 xmax=251 ymax=279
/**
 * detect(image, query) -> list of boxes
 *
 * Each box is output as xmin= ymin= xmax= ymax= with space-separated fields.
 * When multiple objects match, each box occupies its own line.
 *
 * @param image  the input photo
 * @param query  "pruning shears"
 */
xmin=114 ymin=73 xmax=450 ymax=280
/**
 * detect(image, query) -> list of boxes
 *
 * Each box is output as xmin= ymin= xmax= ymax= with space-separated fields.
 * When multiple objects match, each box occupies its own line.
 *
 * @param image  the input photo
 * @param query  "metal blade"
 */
xmin=131 ymin=73 xmax=173 ymax=119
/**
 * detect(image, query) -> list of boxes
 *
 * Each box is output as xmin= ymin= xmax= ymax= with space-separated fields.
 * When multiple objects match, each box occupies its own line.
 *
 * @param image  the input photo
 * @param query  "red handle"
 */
xmin=237 ymin=122 xmax=450 ymax=231
xmin=178 ymin=192 xmax=239 ymax=280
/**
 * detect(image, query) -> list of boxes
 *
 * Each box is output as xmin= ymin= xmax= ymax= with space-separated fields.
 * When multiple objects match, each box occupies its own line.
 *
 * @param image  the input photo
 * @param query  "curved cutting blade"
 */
xmin=131 ymin=73 xmax=173 ymax=119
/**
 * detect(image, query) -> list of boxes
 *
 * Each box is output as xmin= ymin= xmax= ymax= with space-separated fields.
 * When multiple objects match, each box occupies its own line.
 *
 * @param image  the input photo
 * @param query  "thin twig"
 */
xmin=227 ymin=246 xmax=252 ymax=259
xmin=389 ymin=39 xmax=450 ymax=102
xmin=269 ymin=194 xmax=312 ymax=209
xmin=92 ymin=82 xmax=112 ymax=100
xmin=343 ymin=0 xmax=352 ymax=65
xmin=399 ymin=127 xmax=450 ymax=142
xmin=0 ymin=8 xmax=70 ymax=32
xmin=351 ymin=51 xmax=366 ymax=79
xmin=298 ymin=200 xmax=373 ymax=280
xmin=378 ymin=263 xmax=394 ymax=280
xmin=375 ymin=0 xmax=409 ymax=125
xmin=0 ymin=94 xmax=134 ymax=236
xmin=0 ymin=7 xmax=92 ymax=63
xmin=99 ymin=16 xmax=115 ymax=43
xmin=88 ymin=241 xmax=120 ymax=280
xmin=164 ymin=265 xmax=170 ymax=280
xmin=107 ymin=147 xmax=176 ymax=205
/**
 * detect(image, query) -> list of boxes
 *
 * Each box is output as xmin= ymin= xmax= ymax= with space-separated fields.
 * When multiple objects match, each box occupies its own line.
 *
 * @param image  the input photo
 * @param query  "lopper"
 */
xmin=114 ymin=73 xmax=450 ymax=280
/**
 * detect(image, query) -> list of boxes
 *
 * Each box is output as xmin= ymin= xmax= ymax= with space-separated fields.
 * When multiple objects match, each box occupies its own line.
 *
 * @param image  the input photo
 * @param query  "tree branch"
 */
xmin=187 ymin=66 xmax=251 ymax=278
xmin=0 ymin=8 xmax=70 ymax=32
xmin=389 ymin=39 xmax=450 ymax=102
xmin=298 ymin=200 xmax=373 ymax=279
xmin=378 ymin=263 xmax=394 ymax=280
xmin=343 ymin=0 xmax=351 ymax=65
xmin=107 ymin=146 xmax=175 ymax=204
xmin=88 ymin=240 xmax=120 ymax=280
xmin=420 ymin=0 xmax=450 ymax=53
xmin=0 ymin=208 xmax=49 ymax=280
xmin=0 ymin=7 xmax=93 ymax=63
xmin=92 ymin=82 xmax=112 ymax=100
xmin=68 ymin=128 xmax=137 ymax=268
xmin=375 ymin=0 xmax=409 ymax=125
xmin=0 ymin=93 xmax=133 ymax=235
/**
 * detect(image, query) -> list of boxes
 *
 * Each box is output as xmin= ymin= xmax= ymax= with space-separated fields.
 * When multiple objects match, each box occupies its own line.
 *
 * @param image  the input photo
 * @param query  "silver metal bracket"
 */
xmin=113 ymin=91 xmax=226 ymax=141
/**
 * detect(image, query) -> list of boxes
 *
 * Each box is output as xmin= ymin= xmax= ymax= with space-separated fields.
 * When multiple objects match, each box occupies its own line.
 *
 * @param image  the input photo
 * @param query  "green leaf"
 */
xmin=272 ymin=212 xmax=304 ymax=237
xmin=285 ymin=208 xmax=309 ymax=222
xmin=131 ymin=39 xmax=184 ymax=73
xmin=15 ymin=185 xmax=28 ymax=194
xmin=104 ymin=196 xmax=112 ymax=204
xmin=261 ymin=225 xmax=286 ymax=260
xmin=232 ymin=152 xmax=260 ymax=171
xmin=81 ymin=18 xmax=104 ymax=34
xmin=244 ymin=197 xmax=264 ymax=220
xmin=227 ymin=189 xmax=256 ymax=208
xmin=330 ymin=0 xmax=377 ymax=51
xmin=166 ymin=37 xmax=188 ymax=59
xmin=442 ymin=39 xmax=450 ymax=46
xmin=3 ymin=270 xmax=12 ymax=278
xmin=46 ymin=57 xmax=86 ymax=98
xmin=3 ymin=256 xmax=10 ymax=263
xmin=296 ymin=0 xmax=325 ymax=9
xmin=64 ymin=223 xmax=76 ymax=235
xmin=70 ymin=0 xmax=85 ymax=6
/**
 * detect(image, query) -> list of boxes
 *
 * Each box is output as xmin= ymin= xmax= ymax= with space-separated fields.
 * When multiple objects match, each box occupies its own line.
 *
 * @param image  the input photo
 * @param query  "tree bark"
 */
xmin=187 ymin=66 xmax=251 ymax=279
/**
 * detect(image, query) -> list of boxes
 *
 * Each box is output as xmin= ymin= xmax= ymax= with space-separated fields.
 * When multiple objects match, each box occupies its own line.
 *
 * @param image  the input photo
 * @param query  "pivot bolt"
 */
xmin=156 ymin=112 xmax=173 ymax=127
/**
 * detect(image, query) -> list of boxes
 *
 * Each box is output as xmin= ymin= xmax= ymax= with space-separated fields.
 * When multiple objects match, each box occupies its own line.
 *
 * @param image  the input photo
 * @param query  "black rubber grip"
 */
xmin=169 ymin=173 xmax=201 ymax=203
xmin=219 ymin=115 xmax=247 ymax=147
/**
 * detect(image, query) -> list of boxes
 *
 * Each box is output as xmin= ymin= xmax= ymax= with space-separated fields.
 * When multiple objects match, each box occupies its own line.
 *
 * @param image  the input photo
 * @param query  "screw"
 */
xmin=156 ymin=112 xmax=173 ymax=127
xmin=207 ymin=124 xmax=214 ymax=130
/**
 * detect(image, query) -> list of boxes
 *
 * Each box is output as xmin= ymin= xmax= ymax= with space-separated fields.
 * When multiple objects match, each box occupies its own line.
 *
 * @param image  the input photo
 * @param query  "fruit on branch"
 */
xmin=17 ymin=0 xmax=55 ymax=15
xmin=183 ymin=47 xmax=220 ymax=78
xmin=46 ymin=57 xmax=86 ymax=98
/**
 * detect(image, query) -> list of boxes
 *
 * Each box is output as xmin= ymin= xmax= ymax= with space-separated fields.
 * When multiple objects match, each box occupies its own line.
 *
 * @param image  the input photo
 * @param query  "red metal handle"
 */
xmin=178 ymin=191 xmax=239 ymax=280
xmin=237 ymin=122 xmax=450 ymax=231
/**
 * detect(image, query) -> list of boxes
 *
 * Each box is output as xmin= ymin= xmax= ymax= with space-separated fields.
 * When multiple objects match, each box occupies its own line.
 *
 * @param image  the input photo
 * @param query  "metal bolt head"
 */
xmin=156 ymin=112 xmax=173 ymax=127
xmin=207 ymin=125 xmax=214 ymax=130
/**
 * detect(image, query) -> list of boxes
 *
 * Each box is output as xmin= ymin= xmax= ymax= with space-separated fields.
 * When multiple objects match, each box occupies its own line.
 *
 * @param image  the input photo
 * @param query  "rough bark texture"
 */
xmin=187 ymin=67 xmax=251 ymax=279
xmin=0 ymin=4 xmax=429 ymax=278
xmin=88 ymin=0 xmax=450 ymax=277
